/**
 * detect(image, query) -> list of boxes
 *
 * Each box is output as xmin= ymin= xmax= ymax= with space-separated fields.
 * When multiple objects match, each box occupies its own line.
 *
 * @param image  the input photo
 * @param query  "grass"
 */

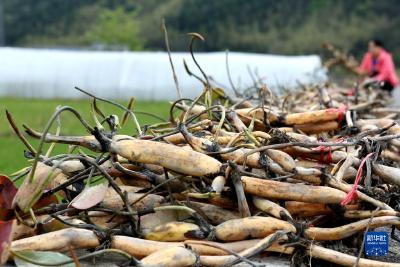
xmin=0 ymin=98 xmax=170 ymax=176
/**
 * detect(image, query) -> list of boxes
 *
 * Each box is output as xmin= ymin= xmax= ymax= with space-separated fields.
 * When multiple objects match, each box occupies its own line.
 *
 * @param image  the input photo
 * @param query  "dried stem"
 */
xmin=6 ymin=110 xmax=37 ymax=155
xmin=75 ymin=86 xmax=142 ymax=135
xmin=162 ymin=19 xmax=182 ymax=99
xmin=29 ymin=106 xmax=94 ymax=182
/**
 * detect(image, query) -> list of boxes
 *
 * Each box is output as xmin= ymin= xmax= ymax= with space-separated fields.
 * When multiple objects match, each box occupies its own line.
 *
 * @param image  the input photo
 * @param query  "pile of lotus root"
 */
xmin=2 ymin=39 xmax=400 ymax=267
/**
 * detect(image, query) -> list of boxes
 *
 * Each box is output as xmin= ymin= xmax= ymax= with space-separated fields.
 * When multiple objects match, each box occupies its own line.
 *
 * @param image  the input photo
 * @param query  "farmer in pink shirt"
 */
xmin=355 ymin=39 xmax=398 ymax=92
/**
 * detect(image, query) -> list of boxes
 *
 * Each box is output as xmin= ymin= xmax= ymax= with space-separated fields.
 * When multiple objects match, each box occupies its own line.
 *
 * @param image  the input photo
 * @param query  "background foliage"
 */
xmin=2 ymin=0 xmax=399 ymax=60
xmin=3 ymin=0 xmax=400 ymax=61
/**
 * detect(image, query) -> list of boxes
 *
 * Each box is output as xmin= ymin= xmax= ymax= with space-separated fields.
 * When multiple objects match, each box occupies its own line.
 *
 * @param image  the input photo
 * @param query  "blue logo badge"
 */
xmin=365 ymin=231 xmax=389 ymax=256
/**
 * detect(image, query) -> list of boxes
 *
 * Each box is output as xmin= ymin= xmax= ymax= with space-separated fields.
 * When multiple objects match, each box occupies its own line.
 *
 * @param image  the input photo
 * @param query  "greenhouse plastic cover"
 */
xmin=0 ymin=47 xmax=326 ymax=100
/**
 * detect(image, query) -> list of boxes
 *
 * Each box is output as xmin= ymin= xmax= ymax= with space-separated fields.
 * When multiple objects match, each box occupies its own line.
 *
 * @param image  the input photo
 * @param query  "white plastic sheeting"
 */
xmin=0 ymin=47 xmax=326 ymax=100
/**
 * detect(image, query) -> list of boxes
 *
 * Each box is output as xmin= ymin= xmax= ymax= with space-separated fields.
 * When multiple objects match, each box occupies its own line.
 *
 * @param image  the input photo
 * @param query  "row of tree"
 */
xmin=3 ymin=0 xmax=400 ymax=63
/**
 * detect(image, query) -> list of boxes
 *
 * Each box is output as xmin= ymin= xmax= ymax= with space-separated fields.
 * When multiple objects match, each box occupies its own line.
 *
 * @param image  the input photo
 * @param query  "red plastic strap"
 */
xmin=311 ymin=145 xmax=333 ymax=164
xmin=335 ymin=136 xmax=346 ymax=143
xmin=327 ymin=105 xmax=348 ymax=122
xmin=313 ymin=137 xmax=348 ymax=164
xmin=326 ymin=147 xmax=333 ymax=163
xmin=316 ymin=146 xmax=332 ymax=164
xmin=347 ymin=88 xmax=355 ymax=96
xmin=337 ymin=105 xmax=347 ymax=122
xmin=340 ymin=153 xmax=374 ymax=206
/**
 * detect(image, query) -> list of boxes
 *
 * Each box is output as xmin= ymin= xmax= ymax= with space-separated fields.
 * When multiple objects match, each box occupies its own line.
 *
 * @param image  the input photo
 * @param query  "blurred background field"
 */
xmin=0 ymin=98 xmax=169 ymax=175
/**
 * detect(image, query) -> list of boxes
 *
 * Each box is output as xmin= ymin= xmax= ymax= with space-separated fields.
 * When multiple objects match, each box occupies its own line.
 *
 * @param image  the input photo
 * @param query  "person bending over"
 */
xmin=355 ymin=39 xmax=398 ymax=92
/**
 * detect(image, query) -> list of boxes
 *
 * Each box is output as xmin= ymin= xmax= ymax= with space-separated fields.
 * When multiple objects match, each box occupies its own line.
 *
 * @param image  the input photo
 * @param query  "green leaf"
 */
xmin=13 ymin=250 xmax=74 ymax=267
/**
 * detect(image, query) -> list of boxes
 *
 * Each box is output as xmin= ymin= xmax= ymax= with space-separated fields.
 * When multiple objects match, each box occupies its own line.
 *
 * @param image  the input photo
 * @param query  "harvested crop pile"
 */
xmin=1 ymin=35 xmax=400 ymax=267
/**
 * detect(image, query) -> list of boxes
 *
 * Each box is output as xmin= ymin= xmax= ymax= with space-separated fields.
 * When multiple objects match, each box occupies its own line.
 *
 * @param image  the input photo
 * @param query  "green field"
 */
xmin=0 ymin=98 xmax=170 ymax=175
